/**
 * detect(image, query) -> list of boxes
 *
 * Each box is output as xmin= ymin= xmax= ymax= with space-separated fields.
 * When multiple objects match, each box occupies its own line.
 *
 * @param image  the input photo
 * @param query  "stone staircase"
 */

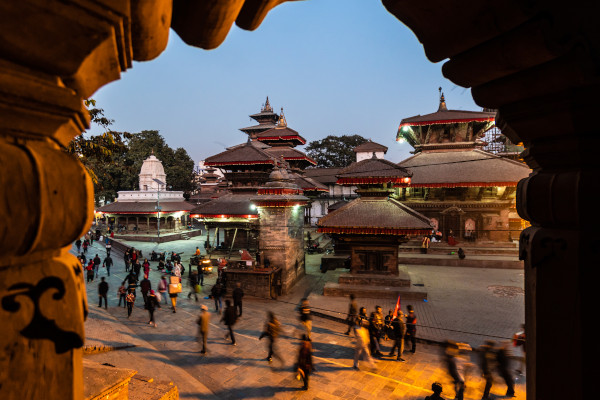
xmin=84 ymin=359 xmax=178 ymax=400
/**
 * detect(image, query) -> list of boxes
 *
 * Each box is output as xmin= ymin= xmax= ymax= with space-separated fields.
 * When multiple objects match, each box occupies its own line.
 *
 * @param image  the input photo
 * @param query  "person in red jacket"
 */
xmin=405 ymin=305 xmax=417 ymax=353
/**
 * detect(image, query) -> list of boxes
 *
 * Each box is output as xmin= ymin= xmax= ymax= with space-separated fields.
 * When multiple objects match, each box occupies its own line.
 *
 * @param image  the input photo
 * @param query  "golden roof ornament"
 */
xmin=262 ymin=96 xmax=273 ymax=113
xmin=438 ymin=87 xmax=448 ymax=112
xmin=277 ymin=107 xmax=287 ymax=128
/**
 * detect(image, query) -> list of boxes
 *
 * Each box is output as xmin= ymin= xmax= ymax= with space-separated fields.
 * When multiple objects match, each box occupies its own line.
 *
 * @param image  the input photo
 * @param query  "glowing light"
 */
xmin=250 ymin=204 xmax=257 ymax=210
xmin=401 ymin=126 xmax=409 ymax=132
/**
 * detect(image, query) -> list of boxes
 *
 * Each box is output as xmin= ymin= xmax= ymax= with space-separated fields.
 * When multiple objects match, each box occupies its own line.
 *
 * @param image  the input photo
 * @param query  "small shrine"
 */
xmin=97 ymin=153 xmax=193 ymax=240
xmin=318 ymin=155 xmax=432 ymax=299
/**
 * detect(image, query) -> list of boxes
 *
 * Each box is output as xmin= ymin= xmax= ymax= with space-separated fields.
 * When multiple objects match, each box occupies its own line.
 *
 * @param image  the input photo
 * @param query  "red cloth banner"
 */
xmin=392 ymin=295 xmax=402 ymax=318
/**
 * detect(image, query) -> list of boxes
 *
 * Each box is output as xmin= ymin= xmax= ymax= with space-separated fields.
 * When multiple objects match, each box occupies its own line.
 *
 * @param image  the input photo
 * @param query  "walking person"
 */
xmin=496 ymin=341 xmax=516 ymax=397
xmin=368 ymin=306 xmax=384 ymax=357
xmin=117 ymin=284 xmax=127 ymax=308
xmin=93 ymin=254 xmax=101 ymax=278
xmin=133 ymin=259 xmax=141 ymax=280
xmin=82 ymin=238 xmax=89 ymax=254
xmin=405 ymin=305 xmax=417 ymax=353
xmin=421 ymin=235 xmax=431 ymax=254
xmin=298 ymin=298 xmax=312 ymax=339
xmin=187 ymin=270 xmax=199 ymax=301
xmin=221 ymin=299 xmax=237 ymax=345
xmin=86 ymin=260 xmax=95 ymax=283
xmin=444 ymin=340 xmax=465 ymax=400
xmin=198 ymin=262 xmax=204 ymax=286
xmin=124 ymin=250 xmax=131 ymax=272
xmin=513 ymin=324 xmax=526 ymax=376
xmin=169 ymin=276 xmax=180 ymax=313
xmin=140 ymin=275 xmax=151 ymax=305
xmin=102 ymin=254 xmax=113 ymax=277
xmin=479 ymin=340 xmax=496 ymax=400
xmin=232 ymin=282 xmax=244 ymax=317
xmin=126 ymin=290 xmax=136 ymax=318
xmin=296 ymin=335 xmax=313 ymax=390
xmin=146 ymin=290 xmax=160 ymax=327
xmin=197 ymin=305 xmax=210 ymax=354
xmin=388 ymin=311 xmax=407 ymax=362
xmin=158 ymin=275 xmax=168 ymax=304
xmin=352 ymin=319 xmax=375 ymax=370
xmin=98 ymin=277 xmax=108 ymax=309
xmin=211 ymin=280 xmax=223 ymax=314
xmin=344 ymin=293 xmax=358 ymax=335
xmin=75 ymin=238 xmax=82 ymax=253
xmin=259 ymin=311 xmax=283 ymax=364
xmin=105 ymin=238 xmax=112 ymax=256
xmin=142 ymin=258 xmax=150 ymax=278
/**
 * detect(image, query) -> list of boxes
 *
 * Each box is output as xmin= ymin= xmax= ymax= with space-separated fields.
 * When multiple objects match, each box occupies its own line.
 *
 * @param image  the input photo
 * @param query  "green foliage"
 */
xmin=68 ymin=101 xmax=196 ymax=205
xmin=305 ymin=134 xmax=369 ymax=168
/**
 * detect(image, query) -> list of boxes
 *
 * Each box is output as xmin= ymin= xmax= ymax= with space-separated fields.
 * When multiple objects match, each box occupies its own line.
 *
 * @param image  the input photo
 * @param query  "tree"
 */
xmin=305 ymin=134 xmax=369 ymax=168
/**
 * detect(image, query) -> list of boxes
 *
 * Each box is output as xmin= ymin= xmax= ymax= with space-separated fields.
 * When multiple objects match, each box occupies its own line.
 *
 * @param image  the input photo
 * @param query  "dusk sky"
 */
xmin=89 ymin=0 xmax=481 ymax=165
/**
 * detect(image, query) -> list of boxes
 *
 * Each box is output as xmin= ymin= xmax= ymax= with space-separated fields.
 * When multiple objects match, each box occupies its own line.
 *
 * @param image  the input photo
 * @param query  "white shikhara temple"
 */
xmin=97 ymin=153 xmax=193 ymax=233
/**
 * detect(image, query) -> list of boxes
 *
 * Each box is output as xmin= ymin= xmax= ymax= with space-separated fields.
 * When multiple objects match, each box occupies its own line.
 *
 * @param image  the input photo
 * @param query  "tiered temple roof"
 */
xmin=336 ymin=156 xmax=412 ymax=186
xmin=239 ymin=96 xmax=280 ymax=137
xmin=353 ymin=140 xmax=388 ymax=154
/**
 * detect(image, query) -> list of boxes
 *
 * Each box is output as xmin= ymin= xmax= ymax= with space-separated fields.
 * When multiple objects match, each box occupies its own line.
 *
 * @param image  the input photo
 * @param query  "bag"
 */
xmin=170 ymin=275 xmax=180 ymax=284
xmin=169 ymin=283 xmax=182 ymax=294
xmin=194 ymin=284 xmax=201 ymax=294
xmin=155 ymin=291 xmax=162 ymax=302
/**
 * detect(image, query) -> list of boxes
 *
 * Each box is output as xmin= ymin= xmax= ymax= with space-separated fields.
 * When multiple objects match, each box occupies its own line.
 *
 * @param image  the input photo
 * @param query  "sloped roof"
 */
xmin=398 ymin=149 xmax=530 ymax=187
xmin=337 ymin=158 xmax=411 ymax=179
xmin=254 ymin=126 xmax=306 ymax=144
xmin=399 ymin=109 xmax=495 ymax=127
xmin=239 ymin=122 xmax=277 ymax=132
xmin=264 ymin=146 xmax=316 ymax=165
xmin=290 ymin=173 xmax=328 ymax=192
xmin=353 ymin=141 xmax=388 ymax=153
xmin=303 ymin=168 xmax=342 ymax=185
xmin=318 ymin=197 xmax=432 ymax=233
xmin=97 ymin=201 xmax=194 ymax=214
xmin=190 ymin=194 xmax=257 ymax=217
xmin=205 ymin=141 xmax=275 ymax=166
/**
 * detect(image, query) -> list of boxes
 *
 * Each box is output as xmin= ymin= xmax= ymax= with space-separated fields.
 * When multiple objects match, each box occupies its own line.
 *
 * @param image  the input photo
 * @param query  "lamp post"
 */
xmin=153 ymin=178 xmax=165 ymax=240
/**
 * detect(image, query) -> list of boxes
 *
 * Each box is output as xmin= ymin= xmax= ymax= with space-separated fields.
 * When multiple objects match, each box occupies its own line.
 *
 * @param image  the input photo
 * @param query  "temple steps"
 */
xmin=323 ymin=282 xmax=427 ymax=300
xmin=398 ymin=246 xmax=518 ymax=256
xmin=397 ymin=253 xmax=522 ymax=269
xmin=338 ymin=272 xmax=411 ymax=287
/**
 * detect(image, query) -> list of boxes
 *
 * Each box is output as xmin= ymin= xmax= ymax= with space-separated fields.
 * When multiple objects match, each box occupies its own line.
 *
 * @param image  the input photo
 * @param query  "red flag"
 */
xmin=392 ymin=294 xmax=401 ymax=318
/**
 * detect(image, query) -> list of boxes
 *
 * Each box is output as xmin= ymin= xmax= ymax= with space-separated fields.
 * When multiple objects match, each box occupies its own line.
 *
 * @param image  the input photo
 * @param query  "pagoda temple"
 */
xmin=318 ymin=155 xmax=432 ymax=299
xmin=396 ymin=90 xmax=531 ymax=242
xmin=97 ymin=153 xmax=194 ymax=239
xmin=191 ymin=99 xmax=325 ymax=253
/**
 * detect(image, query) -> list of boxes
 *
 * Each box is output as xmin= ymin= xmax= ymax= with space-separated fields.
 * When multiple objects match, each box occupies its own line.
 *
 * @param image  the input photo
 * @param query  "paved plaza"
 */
xmin=78 ymin=236 xmax=526 ymax=399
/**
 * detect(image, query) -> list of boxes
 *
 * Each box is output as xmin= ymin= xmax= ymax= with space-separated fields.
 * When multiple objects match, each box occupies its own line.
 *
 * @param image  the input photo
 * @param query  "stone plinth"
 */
xmin=224 ymin=268 xmax=279 ymax=299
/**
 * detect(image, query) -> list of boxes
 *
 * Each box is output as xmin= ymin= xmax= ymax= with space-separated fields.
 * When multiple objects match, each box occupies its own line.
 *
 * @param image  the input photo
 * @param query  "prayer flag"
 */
xmin=392 ymin=294 xmax=401 ymax=318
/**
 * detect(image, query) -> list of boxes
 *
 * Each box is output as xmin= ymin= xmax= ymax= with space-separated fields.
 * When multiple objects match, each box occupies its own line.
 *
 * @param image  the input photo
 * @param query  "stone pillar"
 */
xmin=253 ymin=167 xmax=308 ymax=294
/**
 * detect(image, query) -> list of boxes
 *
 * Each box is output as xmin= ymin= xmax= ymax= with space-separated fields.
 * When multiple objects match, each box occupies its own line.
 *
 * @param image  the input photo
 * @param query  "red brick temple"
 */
xmin=318 ymin=155 xmax=432 ymax=299
xmin=396 ymin=91 xmax=531 ymax=242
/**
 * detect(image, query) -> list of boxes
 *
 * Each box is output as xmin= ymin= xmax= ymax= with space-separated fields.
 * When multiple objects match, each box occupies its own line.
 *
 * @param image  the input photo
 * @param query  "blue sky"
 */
xmin=89 ymin=0 xmax=480 ymax=165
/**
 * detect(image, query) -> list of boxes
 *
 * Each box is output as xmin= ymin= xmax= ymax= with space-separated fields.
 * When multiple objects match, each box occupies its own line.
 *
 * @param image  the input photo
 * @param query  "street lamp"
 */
xmin=153 ymin=178 xmax=165 ymax=239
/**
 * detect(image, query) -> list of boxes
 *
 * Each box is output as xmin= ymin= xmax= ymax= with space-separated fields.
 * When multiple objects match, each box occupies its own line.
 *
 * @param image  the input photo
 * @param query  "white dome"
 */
xmin=139 ymin=154 xmax=167 ymax=191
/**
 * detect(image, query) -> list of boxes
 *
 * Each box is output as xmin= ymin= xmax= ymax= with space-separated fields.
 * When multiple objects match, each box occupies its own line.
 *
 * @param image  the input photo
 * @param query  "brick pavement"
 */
xmin=78 ymin=239 xmax=526 ymax=399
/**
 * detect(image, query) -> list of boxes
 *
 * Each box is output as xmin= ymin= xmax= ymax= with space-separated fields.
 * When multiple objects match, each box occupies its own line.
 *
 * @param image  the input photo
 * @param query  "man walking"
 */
xmin=93 ymin=254 xmax=101 ymax=278
xmin=298 ymin=298 xmax=312 ymax=339
xmin=496 ymin=341 xmax=516 ymax=397
xmin=232 ymin=282 xmax=244 ymax=317
xmin=369 ymin=306 xmax=384 ymax=357
xmin=405 ymin=305 xmax=417 ymax=353
xmin=98 ymin=277 xmax=108 ymax=309
xmin=259 ymin=311 xmax=283 ymax=363
xmin=75 ymin=238 xmax=82 ymax=253
xmin=124 ymin=250 xmax=130 ymax=272
xmin=352 ymin=320 xmax=375 ymax=370
xmin=197 ymin=305 xmax=210 ymax=354
xmin=105 ymin=238 xmax=112 ymax=256
xmin=344 ymin=293 xmax=358 ymax=335
xmin=221 ymin=299 xmax=237 ymax=345
xmin=187 ymin=270 xmax=199 ymax=301
xmin=102 ymin=254 xmax=113 ymax=276
xmin=140 ymin=275 xmax=151 ymax=305
xmin=479 ymin=340 xmax=496 ymax=400
xmin=211 ymin=280 xmax=223 ymax=314
xmin=388 ymin=311 xmax=406 ymax=362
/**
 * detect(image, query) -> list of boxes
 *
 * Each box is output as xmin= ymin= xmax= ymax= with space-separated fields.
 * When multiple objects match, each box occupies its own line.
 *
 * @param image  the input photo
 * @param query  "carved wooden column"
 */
xmin=0 ymin=1 xmax=172 ymax=398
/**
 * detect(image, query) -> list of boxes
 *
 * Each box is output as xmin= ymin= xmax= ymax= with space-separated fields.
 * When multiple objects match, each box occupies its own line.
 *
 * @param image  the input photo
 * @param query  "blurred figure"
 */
xmin=86 ymin=260 xmax=95 ymax=283
xmin=344 ymin=294 xmax=358 ymax=335
xmin=513 ymin=324 xmax=526 ymax=375
xmin=296 ymin=335 xmax=313 ymax=390
xmin=421 ymin=235 xmax=430 ymax=254
xmin=424 ymin=382 xmax=445 ymax=400
xmin=369 ymin=306 xmax=384 ymax=356
xmin=233 ymin=281 xmax=244 ymax=317
xmin=221 ymin=299 xmax=237 ymax=345
xmin=357 ymin=306 xmax=369 ymax=327
xmin=352 ymin=319 xmax=375 ymax=370
xmin=140 ymin=275 xmax=151 ymax=305
xmin=211 ymin=279 xmax=223 ymax=314
xmin=126 ymin=290 xmax=135 ymax=318
xmin=496 ymin=341 xmax=516 ymax=397
xmin=187 ymin=269 xmax=199 ymax=301
xmin=169 ymin=276 xmax=180 ymax=313
xmin=458 ymin=248 xmax=466 ymax=260
xmin=298 ymin=298 xmax=312 ymax=339
xmin=146 ymin=290 xmax=160 ymax=327
xmin=388 ymin=311 xmax=406 ymax=362
xmin=384 ymin=309 xmax=394 ymax=340
xmin=405 ymin=305 xmax=417 ymax=353
xmin=197 ymin=305 xmax=210 ymax=354
xmin=479 ymin=340 xmax=496 ymax=400
xmin=157 ymin=275 xmax=168 ymax=304
xmin=117 ymin=284 xmax=127 ymax=308
xmin=259 ymin=311 xmax=283 ymax=364
xmin=97 ymin=277 xmax=108 ymax=309
xmin=444 ymin=340 xmax=465 ymax=400
xmin=102 ymin=254 xmax=113 ymax=276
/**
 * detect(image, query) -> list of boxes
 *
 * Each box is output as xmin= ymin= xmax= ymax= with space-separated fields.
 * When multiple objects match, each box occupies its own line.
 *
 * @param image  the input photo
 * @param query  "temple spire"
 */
xmin=262 ymin=96 xmax=273 ymax=112
xmin=438 ymin=87 xmax=448 ymax=111
xmin=277 ymin=107 xmax=287 ymax=128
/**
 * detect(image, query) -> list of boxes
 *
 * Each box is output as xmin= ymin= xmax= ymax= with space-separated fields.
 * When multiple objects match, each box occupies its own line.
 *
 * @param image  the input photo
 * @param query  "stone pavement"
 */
xmin=77 ymin=238 xmax=526 ymax=399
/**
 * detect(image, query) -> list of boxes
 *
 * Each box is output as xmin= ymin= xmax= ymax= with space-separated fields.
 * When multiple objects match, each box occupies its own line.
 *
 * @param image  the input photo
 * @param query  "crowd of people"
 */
xmin=76 ymin=236 xmax=524 ymax=397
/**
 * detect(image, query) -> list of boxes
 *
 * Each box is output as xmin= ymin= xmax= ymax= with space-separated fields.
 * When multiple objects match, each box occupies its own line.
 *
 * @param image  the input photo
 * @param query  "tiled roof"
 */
xmin=353 ymin=141 xmax=388 ymax=153
xmin=398 ymin=149 xmax=530 ymax=186
xmin=303 ymin=168 xmax=342 ymax=185
xmin=254 ymin=126 xmax=306 ymax=144
xmin=290 ymin=173 xmax=328 ymax=192
xmin=264 ymin=146 xmax=316 ymax=165
xmin=205 ymin=141 xmax=275 ymax=166
xmin=318 ymin=197 xmax=432 ymax=230
xmin=190 ymin=194 xmax=257 ymax=217
xmin=97 ymin=200 xmax=194 ymax=214
xmin=337 ymin=158 xmax=411 ymax=179
xmin=239 ymin=122 xmax=277 ymax=132
xmin=400 ymin=109 xmax=495 ymax=127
